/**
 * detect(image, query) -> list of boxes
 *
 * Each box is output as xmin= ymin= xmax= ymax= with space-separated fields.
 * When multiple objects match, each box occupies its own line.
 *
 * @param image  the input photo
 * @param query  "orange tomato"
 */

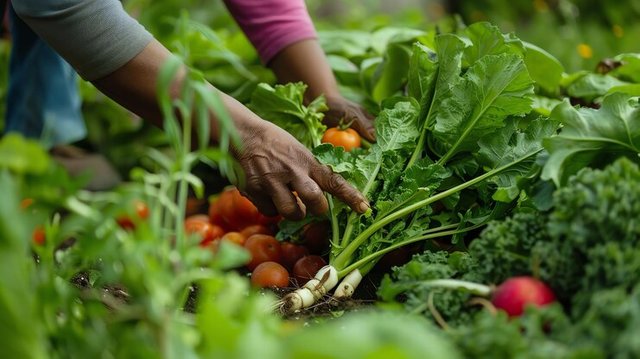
xmin=321 ymin=127 xmax=361 ymax=152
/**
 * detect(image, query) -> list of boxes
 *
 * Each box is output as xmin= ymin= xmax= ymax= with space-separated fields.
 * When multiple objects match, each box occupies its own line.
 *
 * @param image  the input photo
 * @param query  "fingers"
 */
xmin=245 ymin=191 xmax=278 ymax=217
xmin=262 ymin=180 xmax=306 ymax=220
xmin=350 ymin=108 xmax=376 ymax=142
xmin=310 ymin=164 xmax=370 ymax=214
xmin=291 ymin=177 xmax=328 ymax=216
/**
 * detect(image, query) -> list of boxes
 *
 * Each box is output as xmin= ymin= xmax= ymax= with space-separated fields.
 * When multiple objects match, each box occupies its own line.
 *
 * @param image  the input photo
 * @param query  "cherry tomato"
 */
xmin=32 ymin=226 xmax=46 ymax=246
xmin=293 ymin=255 xmax=326 ymax=285
xmin=244 ymin=234 xmax=283 ymax=270
xmin=281 ymin=242 xmax=310 ymax=270
xmin=251 ymin=261 xmax=290 ymax=288
xmin=240 ymin=224 xmax=272 ymax=238
xmin=185 ymin=215 xmax=223 ymax=245
xmin=302 ymin=221 xmax=331 ymax=255
xmin=321 ymin=127 xmax=361 ymax=152
xmin=220 ymin=231 xmax=246 ymax=246
xmin=134 ymin=200 xmax=149 ymax=219
xmin=116 ymin=200 xmax=150 ymax=230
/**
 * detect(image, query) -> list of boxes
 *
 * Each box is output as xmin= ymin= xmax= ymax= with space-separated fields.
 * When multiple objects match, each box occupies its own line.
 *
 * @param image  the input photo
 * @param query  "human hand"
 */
xmin=323 ymin=95 xmax=376 ymax=142
xmin=231 ymin=114 xmax=370 ymax=220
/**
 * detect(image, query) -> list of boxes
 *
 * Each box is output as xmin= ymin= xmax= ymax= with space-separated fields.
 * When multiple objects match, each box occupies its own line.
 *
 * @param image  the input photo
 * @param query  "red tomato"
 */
xmin=116 ymin=200 xmax=150 ymax=230
xmin=302 ymin=221 xmax=331 ymax=255
xmin=240 ymin=224 xmax=272 ymax=238
xmin=229 ymin=189 xmax=259 ymax=229
xmin=244 ymin=234 xmax=283 ymax=270
xmin=220 ymin=231 xmax=246 ymax=246
xmin=321 ymin=127 xmax=361 ymax=152
xmin=281 ymin=242 xmax=310 ymax=270
xmin=256 ymin=213 xmax=282 ymax=226
xmin=292 ymin=255 xmax=326 ymax=285
xmin=32 ymin=226 xmax=46 ymax=246
xmin=251 ymin=261 xmax=290 ymax=288
xmin=185 ymin=215 xmax=221 ymax=245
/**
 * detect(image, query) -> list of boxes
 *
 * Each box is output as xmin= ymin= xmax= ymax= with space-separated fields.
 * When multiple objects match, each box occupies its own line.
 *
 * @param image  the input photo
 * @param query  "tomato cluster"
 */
xmin=185 ymin=188 xmax=334 ymax=289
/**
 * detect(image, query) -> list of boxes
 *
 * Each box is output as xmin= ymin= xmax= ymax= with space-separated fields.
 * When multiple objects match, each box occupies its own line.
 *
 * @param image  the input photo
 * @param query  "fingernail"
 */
xmin=358 ymin=201 xmax=370 ymax=213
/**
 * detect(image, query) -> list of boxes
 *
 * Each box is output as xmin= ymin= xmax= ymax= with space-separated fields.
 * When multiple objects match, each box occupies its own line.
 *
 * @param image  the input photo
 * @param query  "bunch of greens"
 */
xmin=379 ymin=155 xmax=640 ymax=357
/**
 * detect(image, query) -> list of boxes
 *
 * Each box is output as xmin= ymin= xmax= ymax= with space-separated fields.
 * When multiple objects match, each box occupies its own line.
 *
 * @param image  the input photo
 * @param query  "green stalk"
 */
xmin=407 ymin=66 xmax=440 ymax=169
xmin=338 ymin=161 xmax=382 ymax=249
xmin=414 ymin=279 xmax=492 ymax=296
xmin=336 ymin=222 xmax=484 ymax=277
xmin=332 ymin=149 xmax=542 ymax=270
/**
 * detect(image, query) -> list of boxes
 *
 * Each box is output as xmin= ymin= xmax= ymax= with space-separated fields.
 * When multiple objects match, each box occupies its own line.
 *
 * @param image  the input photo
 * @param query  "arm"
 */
xmin=13 ymin=0 xmax=369 ymax=218
xmin=224 ymin=0 xmax=376 ymax=141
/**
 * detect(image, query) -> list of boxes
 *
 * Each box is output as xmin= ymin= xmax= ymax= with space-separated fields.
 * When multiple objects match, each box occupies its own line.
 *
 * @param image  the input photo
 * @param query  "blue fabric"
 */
xmin=4 ymin=4 xmax=85 ymax=148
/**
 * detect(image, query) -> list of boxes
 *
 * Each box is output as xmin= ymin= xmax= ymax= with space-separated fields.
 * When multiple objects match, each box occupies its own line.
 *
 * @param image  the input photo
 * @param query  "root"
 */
xmin=332 ymin=269 xmax=362 ymax=299
xmin=427 ymin=291 xmax=449 ymax=330
xmin=277 ymin=265 xmax=339 ymax=314
xmin=467 ymin=297 xmax=498 ymax=316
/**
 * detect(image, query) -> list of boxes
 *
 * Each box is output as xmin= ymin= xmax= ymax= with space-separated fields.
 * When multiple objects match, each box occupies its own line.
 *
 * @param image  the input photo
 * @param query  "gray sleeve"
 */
xmin=13 ymin=0 xmax=154 ymax=81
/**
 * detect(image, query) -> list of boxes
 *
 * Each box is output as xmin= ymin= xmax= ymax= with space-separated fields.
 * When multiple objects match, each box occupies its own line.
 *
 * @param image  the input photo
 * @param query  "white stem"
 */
xmin=280 ymin=265 xmax=339 ymax=314
xmin=333 ymin=269 xmax=363 ymax=299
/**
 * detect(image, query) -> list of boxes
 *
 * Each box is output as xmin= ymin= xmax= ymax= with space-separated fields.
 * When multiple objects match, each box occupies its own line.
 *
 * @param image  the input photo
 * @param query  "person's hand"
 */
xmin=231 ymin=114 xmax=370 ymax=220
xmin=323 ymin=94 xmax=376 ymax=142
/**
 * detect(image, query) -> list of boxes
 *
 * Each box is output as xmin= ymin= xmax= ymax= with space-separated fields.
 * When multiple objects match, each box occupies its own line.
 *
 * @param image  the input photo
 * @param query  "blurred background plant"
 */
xmin=1 ymin=0 xmax=637 ymax=174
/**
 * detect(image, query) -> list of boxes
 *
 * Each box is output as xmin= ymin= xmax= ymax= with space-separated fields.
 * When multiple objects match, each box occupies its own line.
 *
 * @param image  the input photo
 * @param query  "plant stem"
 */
xmin=332 ymin=149 xmax=541 ymax=270
xmin=339 ymin=161 xmax=382 ymax=248
xmin=417 ymin=279 xmax=492 ymax=296
xmin=336 ymin=223 xmax=484 ymax=277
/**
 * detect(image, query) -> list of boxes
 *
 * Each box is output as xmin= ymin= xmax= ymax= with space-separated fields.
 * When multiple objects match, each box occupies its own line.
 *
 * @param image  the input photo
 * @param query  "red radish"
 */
xmin=492 ymin=276 xmax=556 ymax=317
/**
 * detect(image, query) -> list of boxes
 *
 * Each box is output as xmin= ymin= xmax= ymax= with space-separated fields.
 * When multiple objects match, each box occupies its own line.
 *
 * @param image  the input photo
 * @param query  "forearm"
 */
xmin=268 ymin=39 xmax=341 ymax=102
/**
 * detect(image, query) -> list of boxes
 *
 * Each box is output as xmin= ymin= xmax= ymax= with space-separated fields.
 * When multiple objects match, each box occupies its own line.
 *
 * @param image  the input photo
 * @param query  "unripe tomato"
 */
xmin=244 ymin=234 xmax=283 ymax=270
xmin=251 ymin=261 xmax=290 ymax=288
xmin=321 ymin=127 xmax=361 ymax=152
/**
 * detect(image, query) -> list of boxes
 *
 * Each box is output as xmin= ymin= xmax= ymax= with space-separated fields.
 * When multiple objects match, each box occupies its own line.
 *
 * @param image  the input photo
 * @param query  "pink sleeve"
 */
xmin=223 ymin=0 xmax=317 ymax=64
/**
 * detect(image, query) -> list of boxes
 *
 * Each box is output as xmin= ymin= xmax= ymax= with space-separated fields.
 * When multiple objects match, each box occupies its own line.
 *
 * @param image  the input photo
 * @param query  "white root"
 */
xmin=332 ymin=269 xmax=363 ymax=299
xmin=280 ymin=265 xmax=339 ymax=313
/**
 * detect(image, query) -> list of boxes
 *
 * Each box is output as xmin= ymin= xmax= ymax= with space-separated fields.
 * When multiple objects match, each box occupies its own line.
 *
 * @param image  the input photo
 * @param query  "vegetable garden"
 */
xmin=1 ymin=0 xmax=640 ymax=358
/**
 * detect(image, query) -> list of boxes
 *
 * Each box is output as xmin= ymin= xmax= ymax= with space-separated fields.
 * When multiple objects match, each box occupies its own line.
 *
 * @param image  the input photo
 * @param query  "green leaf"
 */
xmin=523 ymin=42 xmax=564 ymax=93
xmin=0 ymin=134 xmax=50 ymax=175
xmin=610 ymin=53 xmax=640 ymax=83
xmin=478 ymin=118 xmax=559 ymax=201
xmin=542 ymin=93 xmax=640 ymax=186
xmin=285 ymin=311 xmax=461 ymax=359
xmin=248 ymin=83 xmax=327 ymax=148
xmin=372 ymin=43 xmax=413 ymax=103
xmin=433 ymin=53 xmax=534 ymax=163
xmin=462 ymin=22 xmax=525 ymax=66
xmin=407 ymin=43 xmax=438 ymax=101
xmin=566 ymin=73 xmax=629 ymax=102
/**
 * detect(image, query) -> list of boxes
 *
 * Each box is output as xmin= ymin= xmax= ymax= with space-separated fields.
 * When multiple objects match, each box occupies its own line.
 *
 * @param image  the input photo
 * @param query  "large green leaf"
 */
xmin=433 ymin=53 xmax=534 ymax=163
xmin=542 ymin=93 xmax=640 ymax=186
xmin=478 ymin=118 xmax=559 ymax=201
xmin=523 ymin=42 xmax=564 ymax=93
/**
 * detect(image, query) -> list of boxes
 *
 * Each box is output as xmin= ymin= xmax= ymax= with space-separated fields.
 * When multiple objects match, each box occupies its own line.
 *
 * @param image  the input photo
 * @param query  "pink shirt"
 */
xmin=224 ymin=0 xmax=317 ymax=64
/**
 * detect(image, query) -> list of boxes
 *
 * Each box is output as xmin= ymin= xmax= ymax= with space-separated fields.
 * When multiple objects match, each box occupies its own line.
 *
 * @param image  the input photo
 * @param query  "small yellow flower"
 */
xmin=577 ymin=43 xmax=593 ymax=59
xmin=612 ymin=25 xmax=624 ymax=38
xmin=533 ymin=0 xmax=549 ymax=12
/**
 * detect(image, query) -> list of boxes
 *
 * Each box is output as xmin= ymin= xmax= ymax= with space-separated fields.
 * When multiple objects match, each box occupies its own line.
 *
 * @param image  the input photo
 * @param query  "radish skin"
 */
xmin=280 ymin=265 xmax=339 ymax=313
xmin=333 ymin=269 xmax=362 ymax=299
